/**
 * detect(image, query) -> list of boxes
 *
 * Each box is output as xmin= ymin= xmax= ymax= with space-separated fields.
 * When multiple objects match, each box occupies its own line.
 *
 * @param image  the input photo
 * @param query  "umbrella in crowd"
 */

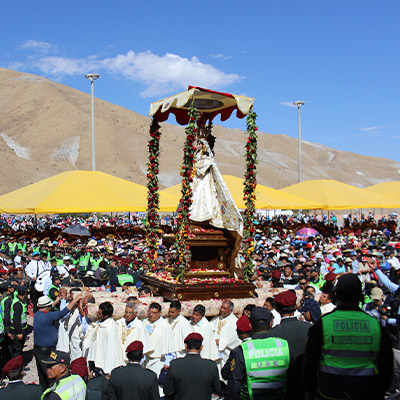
xmin=62 ymin=224 xmax=91 ymax=236
xmin=296 ymin=227 xmax=319 ymax=237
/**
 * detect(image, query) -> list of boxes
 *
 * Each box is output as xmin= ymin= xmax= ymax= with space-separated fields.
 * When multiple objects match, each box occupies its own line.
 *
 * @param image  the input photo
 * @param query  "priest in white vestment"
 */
xmin=85 ymin=302 xmax=124 ymax=375
xmin=57 ymin=291 xmax=90 ymax=362
xmin=191 ymin=304 xmax=219 ymax=361
xmin=210 ymin=300 xmax=241 ymax=380
xmin=116 ymin=302 xmax=153 ymax=362
xmin=143 ymin=302 xmax=176 ymax=375
xmin=167 ymin=300 xmax=192 ymax=358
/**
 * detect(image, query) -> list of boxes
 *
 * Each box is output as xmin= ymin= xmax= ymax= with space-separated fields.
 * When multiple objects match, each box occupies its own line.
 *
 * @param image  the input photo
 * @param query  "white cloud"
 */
xmin=11 ymin=45 xmax=241 ymax=98
xmin=33 ymin=56 xmax=100 ymax=78
xmin=210 ymin=53 xmax=233 ymax=60
xmin=360 ymin=125 xmax=390 ymax=132
xmin=101 ymin=51 xmax=240 ymax=97
xmin=279 ymin=102 xmax=297 ymax=108
xmin=20 ymin=40 xmax=56 ymax=54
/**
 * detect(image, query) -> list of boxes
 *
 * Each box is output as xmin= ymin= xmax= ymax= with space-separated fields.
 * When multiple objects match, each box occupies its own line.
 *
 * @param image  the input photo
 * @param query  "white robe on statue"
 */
xmin=116 ymin=317 xmax=153 ymax=362
xmin=85 ymin=317 xmax=124 ymax=374
xmin=190 ymin=139 xmax=243 ymax=236
xmin=210 ymin=312 xmax=241 ymax=380
xmin=143 ymin=317 xmax=176 ymax=375
xmin=168 ymin=314 xmax=192 ymax=358
xmin=191 ymin=316 xmax=219 ymax=361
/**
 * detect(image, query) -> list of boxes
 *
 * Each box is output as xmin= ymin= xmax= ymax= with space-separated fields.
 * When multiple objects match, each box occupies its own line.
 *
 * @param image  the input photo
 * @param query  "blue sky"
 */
xmin=2 ymin=1 xmax=400 ymax=162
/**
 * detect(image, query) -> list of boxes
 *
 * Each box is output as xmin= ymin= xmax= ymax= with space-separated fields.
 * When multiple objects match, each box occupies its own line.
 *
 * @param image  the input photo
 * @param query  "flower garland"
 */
xmin=146 ymin=118 xmax=161 ymax=270
xmin=173 ymin=104 xmax=198 ymax=282
xmin=242 ymin=110 xmax=258 ymax=282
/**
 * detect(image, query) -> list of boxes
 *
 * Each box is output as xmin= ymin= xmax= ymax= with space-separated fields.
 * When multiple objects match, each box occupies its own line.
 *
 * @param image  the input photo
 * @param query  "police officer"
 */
xmin=304 ymin=273 xmax=393 ymax=399
xmin=0 ymin=355 xmax=42 ymax=399
xmin=9 ymin=285 xmax=28 ymax=357
xmin=48 ymin=274 xmax=62 ymax=310
xmin=41 ymin=350 xmax=86 ymax=400
xmin=225 ymin=307 xmax=290 ymax=400
xmin=106 ymin=340 xmax=160 ymax=400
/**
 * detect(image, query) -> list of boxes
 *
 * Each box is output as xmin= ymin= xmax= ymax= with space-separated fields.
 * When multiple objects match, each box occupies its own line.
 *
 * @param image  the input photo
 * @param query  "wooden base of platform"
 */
xmin=141 ymin=275 xmax=256 ymax=302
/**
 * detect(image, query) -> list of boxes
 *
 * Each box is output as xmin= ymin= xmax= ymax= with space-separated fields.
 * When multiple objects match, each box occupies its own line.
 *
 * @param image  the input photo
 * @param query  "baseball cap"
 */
xmin=249 ymin=307 xmax=273 ymax=326
xmin=42 ymin=351 xmax=70 ymax=366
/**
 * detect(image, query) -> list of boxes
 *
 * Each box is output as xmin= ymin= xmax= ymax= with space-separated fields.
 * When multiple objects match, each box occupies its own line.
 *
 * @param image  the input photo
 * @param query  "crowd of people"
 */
xmin=0 ymin=212 xmax=398 ymax=399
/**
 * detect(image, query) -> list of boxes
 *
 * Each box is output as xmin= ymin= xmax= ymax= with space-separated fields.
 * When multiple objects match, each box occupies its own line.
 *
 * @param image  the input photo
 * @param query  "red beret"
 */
xmin=0 ymin=270 xmax=8 ymax=274
xmin=236 ymin=315 xmax=252 ymax=332
xmin=184 ymin=333 xmax=203 ymax=342
xmin=126 ymin=340 xmax=144 ymax=352
xmin=3 ymin=355 xmax=23 ymax=373
xmin=274 ymin=291 xmax=297 ymax=307
xmin=272 ymin=270 xmax=281 ymax=280
xmin=69 ymin=268 xmax=78 ymax=274
xmin=325 ymin=272 xmax=336 ymax=282
xmin=70 ymin=357 xmax=88 ymax=378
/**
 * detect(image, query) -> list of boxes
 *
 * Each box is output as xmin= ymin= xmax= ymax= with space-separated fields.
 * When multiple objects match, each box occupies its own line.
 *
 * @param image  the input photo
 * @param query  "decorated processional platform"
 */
xmin=142 ymin=86 xmax=259 ymax=301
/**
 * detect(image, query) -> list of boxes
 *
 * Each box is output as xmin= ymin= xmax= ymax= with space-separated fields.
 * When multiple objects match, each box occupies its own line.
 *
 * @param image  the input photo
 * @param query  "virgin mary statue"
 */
xmin=190 ymin=138 xmax=243 ymax=238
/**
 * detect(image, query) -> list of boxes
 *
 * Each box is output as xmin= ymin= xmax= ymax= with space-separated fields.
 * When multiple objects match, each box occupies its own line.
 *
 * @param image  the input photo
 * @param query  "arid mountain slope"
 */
xmin=0 ymin=67 xmax=398 ymax=196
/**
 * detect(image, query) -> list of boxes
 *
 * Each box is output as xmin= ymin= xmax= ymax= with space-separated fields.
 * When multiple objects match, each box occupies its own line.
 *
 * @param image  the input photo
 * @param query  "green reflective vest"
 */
xmin=49 ymin=284 xmax=60 ymax=301
xmin=90 ymin=257 xmax=102 ymax=271
xmin=56 ymin=257 xmax=64 ymax=266
xmin=79 ymin=254 xmax=90 ymax=271
xmin=32 ymin=245 xmax=41 ymax=253
xmin=41 ymin=374 xmax=86 ymax=400
xmin=10 ymin=297 xmax=27 ymax=330
xmin=8 ymin=242 xmax=17 ymax=255
xmin=17 ymin=243 xmax=27 ymax=252
xmin=320 ymin=309 xmax=381 ymax=377
xmin=241 ymin=337 xmax=290 ymax=400
xmin=117 ymin=273 xmax=134 ymax=286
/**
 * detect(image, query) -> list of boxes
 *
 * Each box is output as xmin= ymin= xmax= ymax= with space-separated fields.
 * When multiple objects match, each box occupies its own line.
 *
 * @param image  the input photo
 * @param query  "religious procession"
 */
xmin=0 ymin=87 xmax=399 ymax=400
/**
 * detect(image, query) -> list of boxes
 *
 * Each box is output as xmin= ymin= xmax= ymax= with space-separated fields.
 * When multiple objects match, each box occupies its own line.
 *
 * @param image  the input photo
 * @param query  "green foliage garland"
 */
xmin=242 ymin=110 xmax=258 ymax=282
xmin=146 ymin=118 xmax=161 ymax=270
xmin=173 ymin=104 xmax=198 ymax=282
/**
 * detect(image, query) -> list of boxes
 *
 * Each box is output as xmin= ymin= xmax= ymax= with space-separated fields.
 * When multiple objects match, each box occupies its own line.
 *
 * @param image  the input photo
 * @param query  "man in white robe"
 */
xmin=210 ymin=300 xmax=241 ymax=379
xmin=143 ymin=302 xmax=176 ymax=376
xmin=167 ymin=300 xmax=192 ymax=358
xmin=116 ymin=302 xmax=153 ymax=362
xmin=85 ymin=301 xmax=124 ymax=375
xmin=191 ymin=304 xmax=219 ymax=361
xmin=57 ymin=290 xmax=90 ymax=362
xmin=143 ymin=302 xmax=176 ymax=397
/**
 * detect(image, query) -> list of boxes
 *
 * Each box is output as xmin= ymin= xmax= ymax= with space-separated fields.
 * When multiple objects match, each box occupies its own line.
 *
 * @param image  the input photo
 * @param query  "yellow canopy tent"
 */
xmin=365 ymin=182 xmax=400 ymax=206
xmin=161 ymin=175 xmax=320 ymax=209
xmin=281 ymin=179 xmax=399 ymax=210
xmin=0 ymin=171 xmax=179 ymax=214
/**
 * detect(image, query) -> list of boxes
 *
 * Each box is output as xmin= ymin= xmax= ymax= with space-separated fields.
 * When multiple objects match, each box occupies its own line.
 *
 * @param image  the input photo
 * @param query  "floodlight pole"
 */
xmin=85 ymin=73 xmax=100 ymax=171
xmin=293 ymin=101 xmax=305 ymax=183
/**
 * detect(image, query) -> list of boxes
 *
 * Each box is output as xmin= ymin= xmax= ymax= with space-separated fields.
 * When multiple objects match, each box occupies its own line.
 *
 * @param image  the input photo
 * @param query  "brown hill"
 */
xmin=0 ymin=67 xmax=398 ymax=196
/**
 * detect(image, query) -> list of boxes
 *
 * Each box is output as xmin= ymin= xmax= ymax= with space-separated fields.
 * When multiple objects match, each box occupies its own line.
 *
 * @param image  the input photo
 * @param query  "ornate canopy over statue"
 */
xmin=149 ymin=86 xmax=254 ymax=126
xmin=144 ymin=86 xmax=258 ymax=301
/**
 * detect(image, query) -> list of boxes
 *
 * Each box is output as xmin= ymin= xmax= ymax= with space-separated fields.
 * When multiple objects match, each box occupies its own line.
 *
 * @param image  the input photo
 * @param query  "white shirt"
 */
xmin=25 ymin=259 xmax=43 ymax=280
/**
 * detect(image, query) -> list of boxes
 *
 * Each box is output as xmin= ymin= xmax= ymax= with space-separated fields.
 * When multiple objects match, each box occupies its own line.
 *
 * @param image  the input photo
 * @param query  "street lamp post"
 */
xmin=85 ymin=73 xmax=100 ymax=171
xmin=293 ymin=101 xmax=305 ymax=183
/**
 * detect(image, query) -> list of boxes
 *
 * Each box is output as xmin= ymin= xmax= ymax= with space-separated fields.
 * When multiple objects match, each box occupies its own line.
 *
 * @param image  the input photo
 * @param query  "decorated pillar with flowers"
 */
xmin=242 ymin=110 xmax=258 ymax=282
xmin=173 ymin=104 xmax=198 ymax=282
xmin=146 ymin=118 xmax=161 ymax=270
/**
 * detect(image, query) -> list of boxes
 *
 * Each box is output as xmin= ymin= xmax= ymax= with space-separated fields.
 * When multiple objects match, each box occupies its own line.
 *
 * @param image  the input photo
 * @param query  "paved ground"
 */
xmin=21 ymin=313 xmax=39 ymax=384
